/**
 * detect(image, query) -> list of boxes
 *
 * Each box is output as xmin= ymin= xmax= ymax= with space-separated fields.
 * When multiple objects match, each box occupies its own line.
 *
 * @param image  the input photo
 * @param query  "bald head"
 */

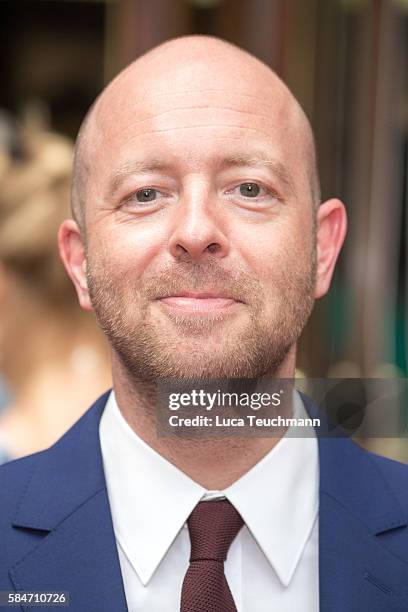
xmin=71 ymin=35 xmax=320 ymax=230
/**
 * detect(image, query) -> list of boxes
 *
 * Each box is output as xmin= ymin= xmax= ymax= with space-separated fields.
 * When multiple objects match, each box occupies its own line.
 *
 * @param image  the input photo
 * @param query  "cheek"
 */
xmin=236 ymin=221 xmax=310 ymax=280
xmin=87 ymin=222 xmax=166 ymax=279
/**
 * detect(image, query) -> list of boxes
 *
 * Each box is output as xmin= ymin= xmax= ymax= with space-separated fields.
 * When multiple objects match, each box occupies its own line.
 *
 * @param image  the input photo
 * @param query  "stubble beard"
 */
xmin=86 ymin=249 xmax=317 ymax=383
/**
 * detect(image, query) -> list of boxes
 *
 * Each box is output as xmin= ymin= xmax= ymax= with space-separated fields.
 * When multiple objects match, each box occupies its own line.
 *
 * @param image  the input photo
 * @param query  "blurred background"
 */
xmin=0 ymin=0 xmax=407 ymax=460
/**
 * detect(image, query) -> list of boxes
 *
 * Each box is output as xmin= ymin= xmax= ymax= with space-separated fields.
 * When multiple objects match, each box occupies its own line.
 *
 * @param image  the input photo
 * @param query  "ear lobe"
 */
xmin=314 ymin=198 xmax=347 ymax=299
xmin=58 ymin=219 xmax=93 ymax=311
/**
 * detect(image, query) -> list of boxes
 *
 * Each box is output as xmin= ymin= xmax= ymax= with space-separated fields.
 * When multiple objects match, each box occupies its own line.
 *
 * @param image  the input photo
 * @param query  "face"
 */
xmin=60 ymin=48 xmax=346 ymax=381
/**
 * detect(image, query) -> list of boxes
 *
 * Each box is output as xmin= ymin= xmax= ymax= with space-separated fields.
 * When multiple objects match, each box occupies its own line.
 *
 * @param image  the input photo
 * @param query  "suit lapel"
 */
xmin=305 ymin=388 xmax=408 ymax=612
xmin=319 ymin=489 xmax=408 ymax=611
xmin=9 ymin=392 xmax=128 ymax=612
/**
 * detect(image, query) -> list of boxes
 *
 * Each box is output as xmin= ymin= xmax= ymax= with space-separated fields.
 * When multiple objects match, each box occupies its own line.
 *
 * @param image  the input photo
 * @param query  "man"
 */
xmin=1 ymin=35 xmax=408 ymax=612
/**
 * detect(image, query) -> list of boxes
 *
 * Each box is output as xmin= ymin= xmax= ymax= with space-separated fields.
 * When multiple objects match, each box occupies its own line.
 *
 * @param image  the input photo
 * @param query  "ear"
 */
xmin=314 ymin=198 xmax=347 ymax=299
xmin=58 ymin=219 xmax=93 ymax=311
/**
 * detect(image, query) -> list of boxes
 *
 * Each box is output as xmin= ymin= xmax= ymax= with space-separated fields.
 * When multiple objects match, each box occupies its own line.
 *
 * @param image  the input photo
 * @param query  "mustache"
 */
xmin=135 ymin=260 xmax=264 ymax=304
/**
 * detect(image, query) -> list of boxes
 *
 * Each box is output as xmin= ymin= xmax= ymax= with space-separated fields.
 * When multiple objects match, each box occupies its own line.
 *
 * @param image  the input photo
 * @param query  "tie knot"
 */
xmin=188 ymin=499 xmax=244 ymax=563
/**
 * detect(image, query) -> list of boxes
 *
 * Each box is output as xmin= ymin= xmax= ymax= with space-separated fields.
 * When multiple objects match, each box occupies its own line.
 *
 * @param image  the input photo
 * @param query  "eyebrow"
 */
xmin=107 ymin=151 xmax=296 ymax=198
xmin=107 ymin=159 xmax=173 ymax=198
xmin=218 ymin=152 xmax=296 ymax=196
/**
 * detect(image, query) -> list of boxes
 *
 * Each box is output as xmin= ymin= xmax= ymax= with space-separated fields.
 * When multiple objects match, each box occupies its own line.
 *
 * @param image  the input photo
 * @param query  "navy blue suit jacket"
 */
xmin=1 ymin=391 xmax=408 ymax=611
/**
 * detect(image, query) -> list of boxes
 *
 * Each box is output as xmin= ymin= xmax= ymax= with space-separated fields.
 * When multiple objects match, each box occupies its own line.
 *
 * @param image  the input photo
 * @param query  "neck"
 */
xmin=112 ymin=348 xmax=296 ymax=490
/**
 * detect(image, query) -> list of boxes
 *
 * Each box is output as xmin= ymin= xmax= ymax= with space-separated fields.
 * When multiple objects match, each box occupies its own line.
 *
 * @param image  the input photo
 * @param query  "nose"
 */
xmin=168 ymin=189 xmax=229 ymax=262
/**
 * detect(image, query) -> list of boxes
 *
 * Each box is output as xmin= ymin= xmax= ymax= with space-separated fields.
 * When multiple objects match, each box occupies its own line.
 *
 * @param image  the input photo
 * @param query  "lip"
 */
xmin=160 ymin=291 xmax=237 ymax=299
xmin=157 ymin=292 xmax=241 ymax=312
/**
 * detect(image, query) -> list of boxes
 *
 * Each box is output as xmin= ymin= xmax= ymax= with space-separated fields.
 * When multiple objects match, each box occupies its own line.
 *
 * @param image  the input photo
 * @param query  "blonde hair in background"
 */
xmin=0 ymin=116 xmax=112 ymax=461
xmin=0 ymin=125 xmax=76 ymax=305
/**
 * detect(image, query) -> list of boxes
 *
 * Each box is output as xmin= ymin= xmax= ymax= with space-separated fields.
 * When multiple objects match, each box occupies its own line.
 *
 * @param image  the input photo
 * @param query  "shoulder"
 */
xmin=367 ymin=448 xmax=408 ymax=508
xmin=0 ymin=393 xmax=109 ymax=579
xmin=0 ymin=450 xmax=48 ymax=579
xmin=0 ymin=450 xmax=45 ymax=520
xmin=0 ymin=390 xmax=110 ymax=525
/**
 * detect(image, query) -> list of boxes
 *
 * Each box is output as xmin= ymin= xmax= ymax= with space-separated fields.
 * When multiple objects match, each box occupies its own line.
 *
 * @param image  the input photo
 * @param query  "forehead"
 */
xmin=87 ymin=60 xmax=309 ymax=188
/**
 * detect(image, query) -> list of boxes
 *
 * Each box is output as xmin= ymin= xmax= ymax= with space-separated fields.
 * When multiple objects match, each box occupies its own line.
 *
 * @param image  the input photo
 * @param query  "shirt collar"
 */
xmin=223 ymin=393 xmax=319 ymax=585
xmin=99 ymin=390 xmax=318 ymax=587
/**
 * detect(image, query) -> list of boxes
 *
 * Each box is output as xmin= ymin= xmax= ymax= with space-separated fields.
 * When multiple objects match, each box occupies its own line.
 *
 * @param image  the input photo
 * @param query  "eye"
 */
xmin=239 ymin=182 xmax=261 ymax=197
xmin=121 ymin=186 xmax=170 ymax=212
xmin=135 ymin=188 xmax=159 ymax=202
xmin=224 ymin=180 xmax=281 ymax=209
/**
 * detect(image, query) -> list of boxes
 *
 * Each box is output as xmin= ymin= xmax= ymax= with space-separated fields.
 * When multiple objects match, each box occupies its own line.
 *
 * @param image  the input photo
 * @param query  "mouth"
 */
xmin=156 ymin=291 xmax=243 ymax=313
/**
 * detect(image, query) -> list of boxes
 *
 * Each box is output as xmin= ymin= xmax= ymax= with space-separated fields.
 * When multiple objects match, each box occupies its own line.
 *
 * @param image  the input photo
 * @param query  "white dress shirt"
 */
xmin=100 ymin=390 xmax=319 ymax=611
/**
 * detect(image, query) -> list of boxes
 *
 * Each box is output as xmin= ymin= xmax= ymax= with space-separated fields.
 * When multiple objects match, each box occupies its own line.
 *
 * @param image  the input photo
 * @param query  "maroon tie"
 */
xmin=180 ymin=499 xmax=244 ymax=612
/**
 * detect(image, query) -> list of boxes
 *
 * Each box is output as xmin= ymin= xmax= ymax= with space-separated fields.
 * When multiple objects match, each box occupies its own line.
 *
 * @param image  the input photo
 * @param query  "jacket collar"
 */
xmin=12 ymin=392 xmax=109 ymax=531
xmin=300 ymin=393 xmax=407 ymax=534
